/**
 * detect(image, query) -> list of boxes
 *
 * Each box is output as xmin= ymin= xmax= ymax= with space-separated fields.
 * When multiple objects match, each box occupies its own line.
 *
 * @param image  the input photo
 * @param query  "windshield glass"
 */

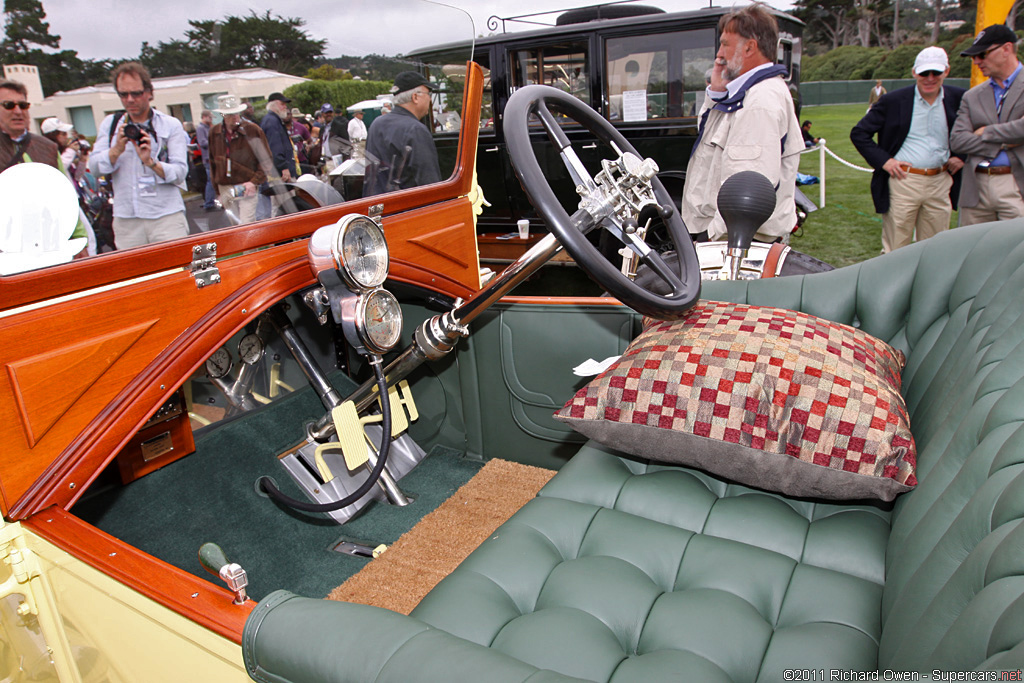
xmin=0 ymin=0 xmax=474 ymax=275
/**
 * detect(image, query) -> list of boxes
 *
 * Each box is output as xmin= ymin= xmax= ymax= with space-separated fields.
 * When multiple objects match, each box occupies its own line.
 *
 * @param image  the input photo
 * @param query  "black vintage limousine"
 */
xmin=412 ymin=3 xmax=804 ymax=240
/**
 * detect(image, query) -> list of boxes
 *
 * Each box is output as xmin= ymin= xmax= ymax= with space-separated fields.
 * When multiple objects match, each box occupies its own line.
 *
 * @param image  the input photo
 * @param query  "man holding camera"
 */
xmin=90 ymin=62 xmax=189 ymax=250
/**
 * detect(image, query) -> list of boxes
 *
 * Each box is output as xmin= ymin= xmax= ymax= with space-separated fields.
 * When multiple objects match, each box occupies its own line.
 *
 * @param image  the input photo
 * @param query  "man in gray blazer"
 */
xmin=950 ymin=24 xmax=1024 ymax=225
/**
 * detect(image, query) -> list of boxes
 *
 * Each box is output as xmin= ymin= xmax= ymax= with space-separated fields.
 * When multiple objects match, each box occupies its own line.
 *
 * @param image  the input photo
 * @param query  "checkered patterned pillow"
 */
xmin=555 ymin=300 xmax=916 ymax=501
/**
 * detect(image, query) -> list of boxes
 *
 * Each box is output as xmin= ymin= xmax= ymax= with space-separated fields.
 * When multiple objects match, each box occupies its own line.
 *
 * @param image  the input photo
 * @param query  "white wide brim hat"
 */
xmin=214 ymin=94 xmax=247 ymax=115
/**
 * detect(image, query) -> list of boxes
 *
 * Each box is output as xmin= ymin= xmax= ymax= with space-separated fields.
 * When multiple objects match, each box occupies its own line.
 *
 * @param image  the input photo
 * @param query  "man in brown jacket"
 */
xmin=209 ymin=94 xmax=272 ymax=225
xmin=0 ymin=78 xmax=91 ymax=266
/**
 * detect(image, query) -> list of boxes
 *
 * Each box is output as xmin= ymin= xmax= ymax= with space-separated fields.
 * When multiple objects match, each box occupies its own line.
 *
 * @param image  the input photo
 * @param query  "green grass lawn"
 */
xmin=791 ymin=103 xmax=960 ymax=269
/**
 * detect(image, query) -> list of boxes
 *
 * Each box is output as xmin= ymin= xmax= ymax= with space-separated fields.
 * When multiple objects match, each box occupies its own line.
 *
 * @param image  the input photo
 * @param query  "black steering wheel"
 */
xmin=504 ymin=85 xmax=700 ymax=319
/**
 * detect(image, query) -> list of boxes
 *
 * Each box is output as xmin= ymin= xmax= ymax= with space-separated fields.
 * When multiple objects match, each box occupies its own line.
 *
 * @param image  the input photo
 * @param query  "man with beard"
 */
xmin=852 ymin=46 xmax=965 ymax=252
xmin=208 ymin=94 xmax=271 ymax=225
xmin=681 ymin=4 xmax=803 ymax=243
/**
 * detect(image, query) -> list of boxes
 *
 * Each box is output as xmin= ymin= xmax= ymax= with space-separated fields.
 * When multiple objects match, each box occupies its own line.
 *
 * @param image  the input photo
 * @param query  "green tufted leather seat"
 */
xmin=243 ymin=219 xmax=1024 ymax=682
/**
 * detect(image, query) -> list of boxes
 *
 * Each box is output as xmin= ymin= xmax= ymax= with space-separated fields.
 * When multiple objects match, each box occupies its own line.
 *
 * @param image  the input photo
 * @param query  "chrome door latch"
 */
xmin=190 ymin=243 xmax=220 ymax=289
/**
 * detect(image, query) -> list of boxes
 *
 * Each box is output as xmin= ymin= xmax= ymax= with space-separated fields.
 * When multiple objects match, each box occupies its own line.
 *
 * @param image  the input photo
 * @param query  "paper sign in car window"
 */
xmin=623 ymin=90 xmax=648 ymax=122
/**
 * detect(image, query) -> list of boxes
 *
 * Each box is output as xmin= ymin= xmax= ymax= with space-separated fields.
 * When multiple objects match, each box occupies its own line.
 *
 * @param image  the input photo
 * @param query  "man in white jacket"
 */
xmin=681 ymin=4 xmax=803 ymax=243
xmin=348 ymin=110 xmax=367 ymax=159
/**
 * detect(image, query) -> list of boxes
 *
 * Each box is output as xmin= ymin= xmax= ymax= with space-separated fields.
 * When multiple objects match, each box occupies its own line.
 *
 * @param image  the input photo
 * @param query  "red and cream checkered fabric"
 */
xmin=556 ymin=300 xmax=916 ymax=499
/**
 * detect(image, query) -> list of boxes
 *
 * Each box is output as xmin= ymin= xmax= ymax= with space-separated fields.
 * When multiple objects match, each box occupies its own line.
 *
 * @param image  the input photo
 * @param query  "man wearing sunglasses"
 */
xmin=950 ymin=24 xmax=1024 ymax=225
xmin=90 ymin=61 xmax=189 ymax=250
xmin=0 ymin=79 xmax=94 ymax=262
xmin=852 ymin=47 xmax=965 ymax=253
xmin=0 ymin=79 xmax=59 ymax=172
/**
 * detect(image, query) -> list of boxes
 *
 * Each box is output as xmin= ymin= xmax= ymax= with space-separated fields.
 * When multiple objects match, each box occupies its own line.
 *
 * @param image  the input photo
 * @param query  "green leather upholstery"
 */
xmin=243 ymin=220 xmax=1024 ymax=681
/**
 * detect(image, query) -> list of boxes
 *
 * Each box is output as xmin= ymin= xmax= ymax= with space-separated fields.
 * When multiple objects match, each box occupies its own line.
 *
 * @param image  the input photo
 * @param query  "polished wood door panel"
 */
xmin=0 ymin=62 xmax=485 ymax=518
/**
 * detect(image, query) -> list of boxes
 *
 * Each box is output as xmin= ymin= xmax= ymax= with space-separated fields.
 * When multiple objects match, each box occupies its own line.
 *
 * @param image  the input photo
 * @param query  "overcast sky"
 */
xmin=32 ymin=0 xmax=793 ymax=62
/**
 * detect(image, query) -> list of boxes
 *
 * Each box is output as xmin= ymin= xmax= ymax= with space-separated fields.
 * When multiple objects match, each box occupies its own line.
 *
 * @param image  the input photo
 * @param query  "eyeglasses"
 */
xmin=0 ymin=100 xmax=30 ymax=111
xmin=918 ymin=70 xmax=943 ymax=78
xmin=117 ymin=89 xmax=147 ymax=99
xmin=971 ymin=45 xmax=1003 ymax=61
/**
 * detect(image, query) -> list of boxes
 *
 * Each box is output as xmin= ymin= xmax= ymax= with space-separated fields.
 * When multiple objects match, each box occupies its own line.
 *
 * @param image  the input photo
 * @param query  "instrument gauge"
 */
xmin=238 ymin=333 xmax=265 ymax=365
xmin=358 ymin=289 xmax=403 ymax=354
xmin=205 ymin=347 xmax=233 ymax=379
xmin=339 ymin=215 xmax=389 ymax=289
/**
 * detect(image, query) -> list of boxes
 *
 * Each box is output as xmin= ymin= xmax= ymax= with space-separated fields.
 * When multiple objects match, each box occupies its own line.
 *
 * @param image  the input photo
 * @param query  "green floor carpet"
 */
xmin=72 ymin=381 xmax=483 ymax=602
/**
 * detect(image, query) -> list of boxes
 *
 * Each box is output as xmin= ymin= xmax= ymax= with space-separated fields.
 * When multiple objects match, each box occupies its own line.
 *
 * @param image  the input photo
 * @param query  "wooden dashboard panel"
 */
xmin=1 ymin=198 xmax=480 ymax=520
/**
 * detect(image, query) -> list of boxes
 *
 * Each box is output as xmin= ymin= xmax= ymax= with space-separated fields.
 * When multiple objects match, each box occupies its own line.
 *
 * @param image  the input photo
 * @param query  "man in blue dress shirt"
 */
xmin=852 ymin=46 xmax=965 ymax=252
xmin=951 ymin=24 xmax=1024 ymax=225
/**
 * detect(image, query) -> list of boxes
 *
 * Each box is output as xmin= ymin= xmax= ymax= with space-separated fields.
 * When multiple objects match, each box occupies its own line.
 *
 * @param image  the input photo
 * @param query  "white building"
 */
xmin=4 ymin=65 xmax=307 ymax=137
xmin=3 ymin=64 xmax=45 ymax=104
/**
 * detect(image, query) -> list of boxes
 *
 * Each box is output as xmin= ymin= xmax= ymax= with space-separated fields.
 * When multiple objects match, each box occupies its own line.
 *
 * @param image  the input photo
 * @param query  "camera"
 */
xmin=123 ymin=122 xmax=146 ymax=142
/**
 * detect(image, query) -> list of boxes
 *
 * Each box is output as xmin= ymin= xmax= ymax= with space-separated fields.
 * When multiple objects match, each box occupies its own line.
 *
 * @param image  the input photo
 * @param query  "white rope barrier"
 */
xmin=818 ymin=144 xmax=874 ymax=173
xmin=795 ymin=139 xmax=874 ymax=209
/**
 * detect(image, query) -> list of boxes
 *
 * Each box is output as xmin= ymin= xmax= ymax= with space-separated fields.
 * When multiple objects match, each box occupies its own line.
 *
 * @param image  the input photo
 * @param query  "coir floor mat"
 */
xmin=328 ymin=458 xmax=555 ymax=614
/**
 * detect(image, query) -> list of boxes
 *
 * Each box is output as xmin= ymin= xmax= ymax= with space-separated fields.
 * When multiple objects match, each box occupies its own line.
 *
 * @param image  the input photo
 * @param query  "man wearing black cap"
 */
xmin=363 ymin=71 xmax=441 ymax=196
xmin=316 ymin=102 xmax=351 ymax=161
xmin=951 ymin=24 xmax=1024 ymax=225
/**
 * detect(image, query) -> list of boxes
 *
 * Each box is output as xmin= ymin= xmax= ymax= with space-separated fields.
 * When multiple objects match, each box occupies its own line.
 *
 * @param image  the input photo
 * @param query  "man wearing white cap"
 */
xmin=950 ymin=24 xmax=1024 ymax=224
xmin=851 ymin=46 xmax=965 ymax=252
xmin=40 ymin=117 xmax=77 ymax=168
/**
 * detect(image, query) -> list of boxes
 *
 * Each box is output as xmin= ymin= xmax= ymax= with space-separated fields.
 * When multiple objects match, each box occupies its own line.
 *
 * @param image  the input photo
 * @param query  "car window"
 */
xmin=605 ymin=28 xmax=715 ymax=121
xmin=477 ymin=54 xmax=494 ymax=131
xmin=510 ymin=42 xmax=589 ymax=103
xmin=0 ymin=0 xmax=474 ymax=278
xmin=779 ymin=38 xmax=794 ymax=82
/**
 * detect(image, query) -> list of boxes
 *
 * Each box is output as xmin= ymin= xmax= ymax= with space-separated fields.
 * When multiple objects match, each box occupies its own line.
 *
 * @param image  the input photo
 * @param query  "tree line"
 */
xmin=6 ymin=0 xmax=1017 ymax=98
xmin=0 ymin=0 xmax=400 ymax=96
xmin=790 ymin=0 xmax=1024 ymax=81
xmin=791 ymin=0 xmax=988 ymax=52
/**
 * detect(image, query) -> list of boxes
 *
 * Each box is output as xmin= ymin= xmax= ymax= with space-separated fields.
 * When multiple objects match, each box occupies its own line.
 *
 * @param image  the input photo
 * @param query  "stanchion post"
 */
xmin=818 ymin=139 xmax=826 ymax=208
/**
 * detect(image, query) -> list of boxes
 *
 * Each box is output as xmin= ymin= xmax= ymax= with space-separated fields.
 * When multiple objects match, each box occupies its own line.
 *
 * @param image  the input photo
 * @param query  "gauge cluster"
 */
xmin=307 ymin=213 xmax=403 ymax=356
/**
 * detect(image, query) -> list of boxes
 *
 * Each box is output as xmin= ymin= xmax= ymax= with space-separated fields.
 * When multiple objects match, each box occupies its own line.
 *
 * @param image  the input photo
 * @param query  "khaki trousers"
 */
xmin=960 ymin=173 xmax=1024 ymax=226
xmin=882 ymin=172 xmax=952 ymax=253
xmin=113 ymin=212 xmax=189 ymax=250
xmin=218 ymin=186 xmax=259 ymax=225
